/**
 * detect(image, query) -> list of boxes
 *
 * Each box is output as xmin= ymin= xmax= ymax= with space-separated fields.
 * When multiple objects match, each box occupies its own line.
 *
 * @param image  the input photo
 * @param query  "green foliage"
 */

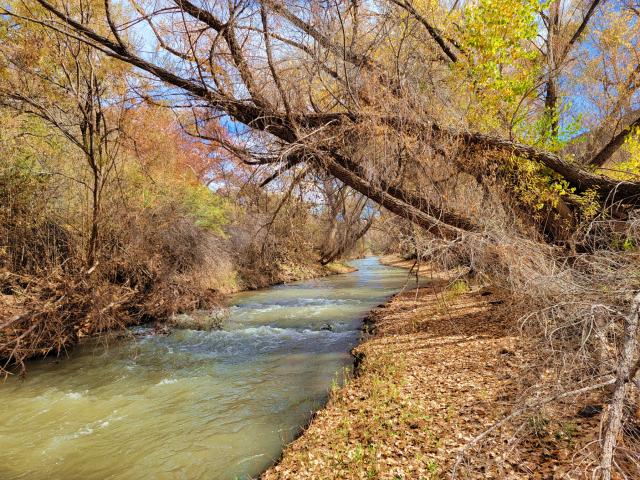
xmin=517 ymin=103 xmax=584 ymax=152
xmin=425 ymin=459 xmax=439 ymax=475
xmin=570 ymin=188 xmax=600 ymax=220
xmin=623 ymin=237 xmax=635 ymax=251
xmin=0 ymin=157 xmax=44 ymax=196
xmin=554 ymin=422 xmax=578 ymax=442
xmin=120 ymin=160 xmax=229 ymax=235
xmin=507 ymin=156 xmax=572 ymax=209
xmin=528 ymin=412 xmax=550 ymax=438
xmin=610 ymin=234 xmax=636 ymax=251
xmin=604 ymin=126 xmax=640 ymax=180
xmin=0 ymin=116 xmax=55 ymax=214
xmin=442 ymin=279 xmax=470 ymax=303
xmin=0 ymin=121 xmax=71 ymax=272
xmin=447 ymin=279 xmax=470 ymax=295
xmin=457 ymin=0 xmax=540 ymax=128
xmin=181 ymin=183 xmax=228 ymax=234
xmin=504 ymin=154 xmax=600 ymax=220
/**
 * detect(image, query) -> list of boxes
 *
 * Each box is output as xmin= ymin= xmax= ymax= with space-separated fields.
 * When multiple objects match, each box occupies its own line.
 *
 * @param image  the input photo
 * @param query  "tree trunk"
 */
xmin=86 ymin=169 xmax=100 ymax=268
xmin=599 ymin=291 xmax=640 ymax=479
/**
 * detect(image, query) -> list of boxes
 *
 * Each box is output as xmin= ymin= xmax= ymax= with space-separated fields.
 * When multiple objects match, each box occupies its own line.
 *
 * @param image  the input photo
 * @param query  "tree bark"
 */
xmin=599 ymin=291 xmax=640 ymax=480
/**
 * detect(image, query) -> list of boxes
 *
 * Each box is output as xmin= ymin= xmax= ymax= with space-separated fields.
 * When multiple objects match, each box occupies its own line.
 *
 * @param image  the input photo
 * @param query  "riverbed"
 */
xmin=0 ymin=257 xmax=417 ymax=480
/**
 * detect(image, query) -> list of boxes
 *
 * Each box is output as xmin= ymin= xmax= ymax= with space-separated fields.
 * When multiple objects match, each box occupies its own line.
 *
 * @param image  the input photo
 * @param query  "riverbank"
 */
xmin=261 ymin=258 xmax=606 ymax=479
xmin=233 ymin=260 xmax=357 ymax=293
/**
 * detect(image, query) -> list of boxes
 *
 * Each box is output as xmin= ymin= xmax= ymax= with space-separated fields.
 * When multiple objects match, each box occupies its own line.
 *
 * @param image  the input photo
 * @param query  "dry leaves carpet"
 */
xmin=261 ymin=259 xmax=606 ymax=479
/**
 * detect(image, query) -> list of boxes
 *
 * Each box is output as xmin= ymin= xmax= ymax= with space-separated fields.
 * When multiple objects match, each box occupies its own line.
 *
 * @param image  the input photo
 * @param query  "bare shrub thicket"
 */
xmin=0 ymin=176 xmax=225 ymax=373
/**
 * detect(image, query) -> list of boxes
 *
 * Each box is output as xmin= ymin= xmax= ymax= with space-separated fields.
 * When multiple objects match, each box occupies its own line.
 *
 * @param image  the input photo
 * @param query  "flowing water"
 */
xmin=0 ymin=257 xmax=417 ymax=480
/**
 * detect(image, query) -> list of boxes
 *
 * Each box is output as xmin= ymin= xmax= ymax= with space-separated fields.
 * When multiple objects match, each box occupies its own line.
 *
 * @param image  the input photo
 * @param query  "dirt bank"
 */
xmin=235 ymin=260 xmax=356 ymax=293
xmin=261 ymin=259 xmax=607 ymax=479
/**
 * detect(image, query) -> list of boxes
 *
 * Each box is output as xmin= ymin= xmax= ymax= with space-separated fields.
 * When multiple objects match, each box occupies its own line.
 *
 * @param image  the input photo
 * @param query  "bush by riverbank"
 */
xmin=261 ymin=261 xmax=614 ymax=479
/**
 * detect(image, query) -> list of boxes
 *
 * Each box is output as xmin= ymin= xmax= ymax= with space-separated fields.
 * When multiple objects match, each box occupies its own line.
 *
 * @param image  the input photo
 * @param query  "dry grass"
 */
xmin=323 ymin=261 xmax=359 ymax=275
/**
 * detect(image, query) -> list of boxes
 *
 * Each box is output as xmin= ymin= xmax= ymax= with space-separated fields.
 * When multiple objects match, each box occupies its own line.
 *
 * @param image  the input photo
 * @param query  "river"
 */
xmin=0 ymin=257 xmax=416 ymax=480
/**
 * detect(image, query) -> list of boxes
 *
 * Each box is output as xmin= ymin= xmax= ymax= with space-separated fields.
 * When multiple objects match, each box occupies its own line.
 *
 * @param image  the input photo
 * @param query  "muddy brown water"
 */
xmin=0 ymin=257 xmax=418 ymax=479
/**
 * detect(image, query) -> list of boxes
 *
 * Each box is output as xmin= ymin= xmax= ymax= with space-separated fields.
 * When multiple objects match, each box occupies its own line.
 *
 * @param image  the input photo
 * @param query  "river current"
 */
xmin=0 ymin=257 xmax=416 ymax=479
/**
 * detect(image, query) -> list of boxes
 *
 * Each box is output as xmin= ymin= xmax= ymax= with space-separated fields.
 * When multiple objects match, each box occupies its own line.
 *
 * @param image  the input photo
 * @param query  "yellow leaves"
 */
xmin=606 ymin=126 xmax=640 ymax=181
xmin=505 ymin=154 xmax=603 ymax=218
xmin=596 ymin=6 xmax=637 ymax=51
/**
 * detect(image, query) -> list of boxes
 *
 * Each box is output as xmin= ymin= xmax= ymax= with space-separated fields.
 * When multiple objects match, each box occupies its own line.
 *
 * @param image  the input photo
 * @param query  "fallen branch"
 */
xmin=451 ymin=378 xmax=617 ymax=478
xmin=598 ymin=291 xmax=640 ymax=480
